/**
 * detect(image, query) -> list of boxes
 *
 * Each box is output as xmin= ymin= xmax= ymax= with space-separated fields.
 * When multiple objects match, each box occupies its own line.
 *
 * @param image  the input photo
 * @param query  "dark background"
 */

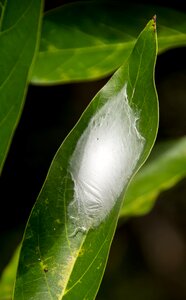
xmin=0 ymin=1 xmax=186 ymax=299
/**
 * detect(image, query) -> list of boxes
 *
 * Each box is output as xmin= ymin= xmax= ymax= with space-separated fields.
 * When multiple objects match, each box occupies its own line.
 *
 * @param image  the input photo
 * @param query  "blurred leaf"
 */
xmin=0 ymin=247 xmax=20 ymax=300
xmin=120 ymin=137 xmax=186 ymax=217
xmin=0 ymin=0 xmax=6 ymax=21
xmin=31 ymin=2 xmax=186 ymax=85
xmin=0 ymin=0 xmax=43 ymax=173
xmin=14 ymin=20 xmax=158 ymax=299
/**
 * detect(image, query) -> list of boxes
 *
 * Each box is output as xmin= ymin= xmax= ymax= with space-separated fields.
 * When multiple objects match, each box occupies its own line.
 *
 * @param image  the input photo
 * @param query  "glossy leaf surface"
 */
xmin=120 ymin=137 xmax=186 ymax=217
xmin=0 ymin=0 xmax=43 ymax=172
xmin=14 ymin=19 xmax=158 ymax=300
xmin=31 ymin=3 xmax=186 ymax=85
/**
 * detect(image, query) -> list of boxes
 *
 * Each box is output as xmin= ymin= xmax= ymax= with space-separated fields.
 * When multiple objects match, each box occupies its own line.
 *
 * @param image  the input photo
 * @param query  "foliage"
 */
xmin=0 ymin=1 xmax=185 ymax=300
xmin=121 ymin=137 xmax=186 ymax=217
xmin=0 ymin=247 xmax=20 ymax=300
xmin=31 ymin=3 xmax=186 ymax=85
xmin=0 ymin=0 xmax=43 ymax=173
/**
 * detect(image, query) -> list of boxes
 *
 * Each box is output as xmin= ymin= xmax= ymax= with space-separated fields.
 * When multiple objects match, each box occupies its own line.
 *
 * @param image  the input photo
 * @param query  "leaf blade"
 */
xmin=14 ymin=19 xmax=158 ymax=300
xmin=0 ymin=0 xmax=43 ymax=173
xmin=30 ymin=3 xmax=186 ymax=85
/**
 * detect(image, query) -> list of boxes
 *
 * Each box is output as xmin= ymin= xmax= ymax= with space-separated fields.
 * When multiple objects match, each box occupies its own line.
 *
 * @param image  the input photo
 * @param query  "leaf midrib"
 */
xmin=61 ymin=223 xmax=114 ymax=299
xmin=38 ymin=32 xmax=186 ymax=55
xmin=39 ymin=41 xmax=135 ymax=54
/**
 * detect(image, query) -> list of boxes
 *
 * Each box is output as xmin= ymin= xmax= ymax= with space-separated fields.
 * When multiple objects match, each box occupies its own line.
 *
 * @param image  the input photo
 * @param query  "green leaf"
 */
xmin=120 ymin=137 xmax=186 ymax=217
xmin=31 ymin=2 xmax=186 ymax=85
xmin=0 ymin=0 xmax=43 ymax=173
xmin=14 ymin=19 xmax=158 ymax=300
xmin=0 ymin=247 xmax=20 ymax=300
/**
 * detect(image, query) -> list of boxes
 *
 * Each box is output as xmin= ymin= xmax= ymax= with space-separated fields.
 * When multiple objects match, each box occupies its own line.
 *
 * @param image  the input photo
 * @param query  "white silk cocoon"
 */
xmin=68 ymin=85 xmax=144 ymax=231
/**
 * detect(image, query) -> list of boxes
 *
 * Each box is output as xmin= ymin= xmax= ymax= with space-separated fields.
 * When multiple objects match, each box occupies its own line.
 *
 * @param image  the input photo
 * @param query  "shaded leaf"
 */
xmin=14 ymin=19 xmax=158 ymax=300
xmin=31 ymin=2 xmax=186 ymax=85
xmin=0 ymin=0 xmax=43 ymax=173
xmin=120 ymin=137 xmax=186 ymax=217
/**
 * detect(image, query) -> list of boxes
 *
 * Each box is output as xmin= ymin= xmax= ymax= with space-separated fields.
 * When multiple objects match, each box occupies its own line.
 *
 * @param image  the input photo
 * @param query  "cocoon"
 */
xmin=68 ymin=85 xmax=144 ymax=232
